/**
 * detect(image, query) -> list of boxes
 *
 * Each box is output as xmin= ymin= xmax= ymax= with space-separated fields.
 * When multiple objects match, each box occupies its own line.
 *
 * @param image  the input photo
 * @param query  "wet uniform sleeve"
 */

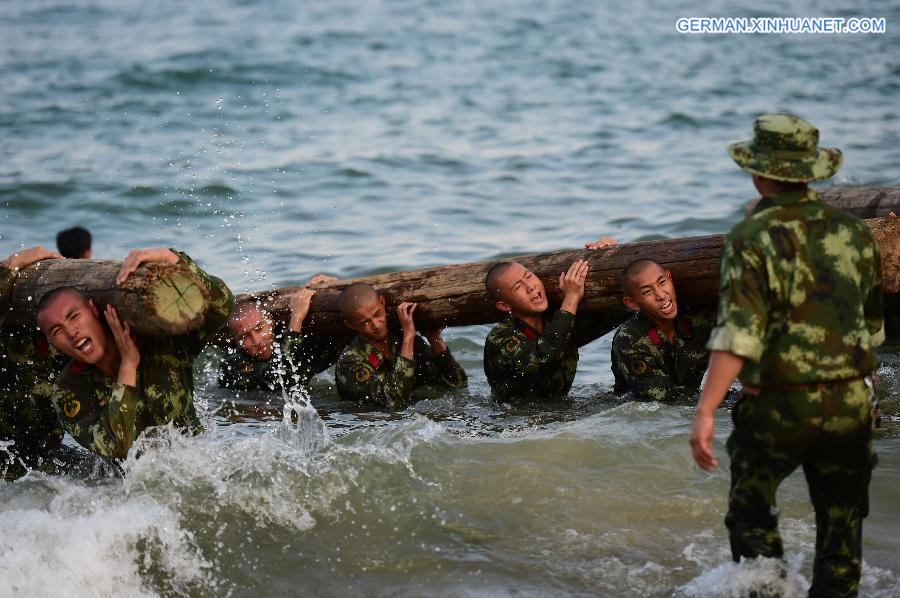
xmin=52 ymin=375 xmax=145 ymax=459
xmin=171 ymin=250 xmax=235 ymax=355
xmin=706 ymin=233 xmax=768 ymax=362
xmin=415 ymin=335 xmax=468 ymax=389
xmin=335 ymin=351 xmax=416 ymax=409
xmin=489 ymin=310 xmax=576 ymax=377
xmin=282 ymin=332 xmax=346 ymax=386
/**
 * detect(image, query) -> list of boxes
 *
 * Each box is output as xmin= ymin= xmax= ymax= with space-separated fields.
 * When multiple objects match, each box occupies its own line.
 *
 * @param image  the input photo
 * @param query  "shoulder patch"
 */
xmin=63 ymin=398 xmax=81 ymax=418
xmin=354 ymin=363 xmax=374 ymax=383
xmin=504 ymin=336 xmax=522 ymax=354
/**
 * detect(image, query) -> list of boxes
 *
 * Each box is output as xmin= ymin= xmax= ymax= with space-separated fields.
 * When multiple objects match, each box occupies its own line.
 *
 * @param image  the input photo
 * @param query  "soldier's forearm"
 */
xmin=116 ymin=361 xmax=138 ymax=387
xmin=399 ymin=336 xmax=415 ymax=361
xmin=697 ymin=351 xmax=744 ymax=416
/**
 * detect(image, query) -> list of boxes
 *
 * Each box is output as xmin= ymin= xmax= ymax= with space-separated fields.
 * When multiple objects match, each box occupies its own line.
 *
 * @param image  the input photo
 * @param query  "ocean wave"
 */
xmin=122 ymin=184 xmax=237 ymax=198
xmin=112 ymin=62 xmax=362 ymax=91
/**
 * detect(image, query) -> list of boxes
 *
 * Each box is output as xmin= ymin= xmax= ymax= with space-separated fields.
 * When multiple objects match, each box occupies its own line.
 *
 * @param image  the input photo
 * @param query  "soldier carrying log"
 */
xmin=219 ymin=274 xmax=346 ymax=395
xmin=610 ymin=258 xmax=715 ymax=402
xmin=481 ymin=237 xmax=619 ymax=402
xmin=36 ymin=248 xmax=234 ymax=459
xmin=334 ymin=282 xmax=468 ymax=408
xmin=0 ymin=245 xmax=98 ymax=480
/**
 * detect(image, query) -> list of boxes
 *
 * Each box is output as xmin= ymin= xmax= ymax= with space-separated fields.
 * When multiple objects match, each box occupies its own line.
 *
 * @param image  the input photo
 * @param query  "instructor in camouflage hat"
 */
xmin=690 ymin=113 xmax=883 ymax=596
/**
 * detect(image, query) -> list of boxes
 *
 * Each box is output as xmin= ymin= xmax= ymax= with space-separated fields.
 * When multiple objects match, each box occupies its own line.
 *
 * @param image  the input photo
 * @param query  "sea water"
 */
xmin=1 ymin=0 xmax=898 ymax=595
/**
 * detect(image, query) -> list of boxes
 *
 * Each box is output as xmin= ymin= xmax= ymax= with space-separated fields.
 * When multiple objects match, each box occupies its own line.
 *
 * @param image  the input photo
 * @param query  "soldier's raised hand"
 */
xmin=585 ymin=236 xmax=618 ymax=250
xmin=117 ymin=248 xmax=179 ymax=285
xmin=2 ymin=245 xmax=63 ymax=271
xmin=288 ymin=288 xmax=316 ymax=333
xmin=559 ymin=259 xmax=589 ymax=314
xmin=397 ymin=302 xmax=417 ymax=340
xmin=105 ymin=304 xmax=140 ymax=386
xmin=306 ymin=273 xmax=337 ymax=287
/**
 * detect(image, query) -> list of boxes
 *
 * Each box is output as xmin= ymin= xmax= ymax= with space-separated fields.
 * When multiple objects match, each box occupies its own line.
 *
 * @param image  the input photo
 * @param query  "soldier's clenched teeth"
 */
xmin=75 ymin=337 xmax=93 ymax=354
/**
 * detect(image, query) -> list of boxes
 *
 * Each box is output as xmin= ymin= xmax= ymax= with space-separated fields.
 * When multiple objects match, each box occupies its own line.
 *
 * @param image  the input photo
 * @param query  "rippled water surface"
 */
xmin=2 ymin=0 xmax=899 ymax=595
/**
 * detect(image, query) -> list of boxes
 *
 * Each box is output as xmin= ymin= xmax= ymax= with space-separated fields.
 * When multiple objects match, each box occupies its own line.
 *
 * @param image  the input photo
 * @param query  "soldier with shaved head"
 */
xmin=334 ymin=282 xmax=467 ymax=408
xmin=37 ymin=248 xmax=234 ymax=459
xmin=219 ymin=275 xmax=345 ymax=394
xmin=610 ymin=258 xmax=714 ymax=402
xmin=690 ymin=114 xmax=882 ymax=596
xmin=480 ymin=237 xmax=618 ymax=402
xmin=483 ymin=257 xmax=613 ymax=402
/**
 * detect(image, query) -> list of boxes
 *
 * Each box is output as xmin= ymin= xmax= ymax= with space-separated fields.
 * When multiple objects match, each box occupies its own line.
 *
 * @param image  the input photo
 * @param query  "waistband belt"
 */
xmin=742 ymin=375 xmax=866 ymax=395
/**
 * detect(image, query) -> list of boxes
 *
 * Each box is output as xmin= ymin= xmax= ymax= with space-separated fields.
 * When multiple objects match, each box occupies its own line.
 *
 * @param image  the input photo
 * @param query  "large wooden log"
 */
xmin=5 ymin=186 xmax=898 ymax=342
xmin=748 ymin=186 xmax=900 ymax=219
xmin=4 ymin=259 xmax=212 ymax=336
xmin=237 ymin=215 xmax=900 ymax=339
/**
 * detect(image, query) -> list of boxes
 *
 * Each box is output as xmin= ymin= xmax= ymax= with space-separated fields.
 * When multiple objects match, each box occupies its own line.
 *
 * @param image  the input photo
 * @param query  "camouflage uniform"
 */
xmin=710 ymin=114 xmax=882 ymax=597
xmin=219 ymin=332 xmax=346 ymax=393
xmin=0 ymin=265 xmax=66 ymax=478
xmin=610 ymin=308 xmax=714 ymax=402
xmin=483 ymin=310 xmax=605 ymax=402
xmin=335 ymin=333 xmax=467 ymax=409
xmin=51 ymin=251 xmax=234 ymax=459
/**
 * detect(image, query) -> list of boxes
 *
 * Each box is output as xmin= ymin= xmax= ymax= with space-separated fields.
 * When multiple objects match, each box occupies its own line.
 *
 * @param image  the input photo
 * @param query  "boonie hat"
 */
xmin=728 ymin=113 xmax=842 ymax=183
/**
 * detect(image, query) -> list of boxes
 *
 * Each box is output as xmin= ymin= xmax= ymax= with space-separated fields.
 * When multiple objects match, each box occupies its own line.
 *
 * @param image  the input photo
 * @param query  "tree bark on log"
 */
xmin=4 ymin=186 xmax=898 ymax=342
xmin=237 ymin=214 xmax=900 ymax=339
xmin=5 ymin=260 xmax=212 ymax=336
xmin=748 ymin=186 xmax=900 ymax=219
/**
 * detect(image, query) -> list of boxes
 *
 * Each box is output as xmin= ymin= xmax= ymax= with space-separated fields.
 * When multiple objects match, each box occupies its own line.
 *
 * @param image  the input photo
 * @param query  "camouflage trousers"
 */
xmin=725 ymin=379 xmax=875 ymax=598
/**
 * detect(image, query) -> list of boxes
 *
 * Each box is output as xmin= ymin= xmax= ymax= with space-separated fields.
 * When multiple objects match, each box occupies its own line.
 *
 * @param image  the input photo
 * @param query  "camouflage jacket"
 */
xmin=335 ymin=333 xmax=467 ymax=409
xmin=483 ymin=310 xmax=605 ymax=402
xmin=610 ymin=308 xmax=714 ymax=402
xmin=51 ymin=250 xmax=234 ymax=458
xmin=219 ymin=332 xmax=346 ymax=393
xmin=708 ymin=188 xmax=884 ymax=386
xmin=0 ymin=266 xmax=66 ymax=462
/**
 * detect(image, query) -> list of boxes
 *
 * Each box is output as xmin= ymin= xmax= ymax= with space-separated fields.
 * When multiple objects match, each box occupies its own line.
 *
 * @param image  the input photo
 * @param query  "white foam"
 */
xmin=0 ymin=478 xmax=212 ymax=598
xmin=677 ymin=555 xmax=809 ymax=597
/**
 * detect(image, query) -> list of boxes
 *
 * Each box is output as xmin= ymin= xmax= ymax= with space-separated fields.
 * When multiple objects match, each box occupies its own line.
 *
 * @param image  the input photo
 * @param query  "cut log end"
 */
xmin=150 ymin=272 xmax=209 ymax=327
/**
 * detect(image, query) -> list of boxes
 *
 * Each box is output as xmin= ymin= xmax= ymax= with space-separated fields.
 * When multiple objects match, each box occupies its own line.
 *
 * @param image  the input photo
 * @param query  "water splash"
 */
xmin=273 ymin=393 xmax=329 ymax=454
xmin=0 ymin=475 xmax=214 ymax=597
xmin=676 ymin=555 xmax=809 ymax=597
xmin=268 ymin=341 xmax=330 ymax=454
